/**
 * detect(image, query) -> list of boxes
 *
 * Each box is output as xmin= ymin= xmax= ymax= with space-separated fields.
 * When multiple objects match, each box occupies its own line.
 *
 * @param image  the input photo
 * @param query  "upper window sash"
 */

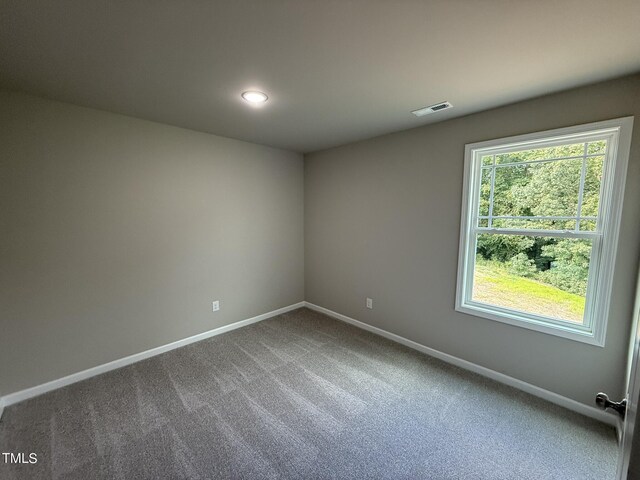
xmin=470 ymin=131 xmax=614 ymax=235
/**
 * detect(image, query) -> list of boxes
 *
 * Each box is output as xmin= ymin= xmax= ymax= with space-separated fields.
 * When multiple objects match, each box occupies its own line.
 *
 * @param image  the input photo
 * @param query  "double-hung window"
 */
xmin=456 ymin=117 xmax=633 ymax=346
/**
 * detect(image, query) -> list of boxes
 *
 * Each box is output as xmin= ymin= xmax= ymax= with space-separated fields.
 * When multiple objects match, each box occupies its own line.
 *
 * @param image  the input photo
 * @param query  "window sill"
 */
xmin=455 ymin=301 xmax=605 ymax=347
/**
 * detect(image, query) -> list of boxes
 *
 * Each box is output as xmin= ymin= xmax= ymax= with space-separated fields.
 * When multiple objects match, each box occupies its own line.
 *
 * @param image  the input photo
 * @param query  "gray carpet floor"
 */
xmin=0 ymin=307 xmax=618 ymax=479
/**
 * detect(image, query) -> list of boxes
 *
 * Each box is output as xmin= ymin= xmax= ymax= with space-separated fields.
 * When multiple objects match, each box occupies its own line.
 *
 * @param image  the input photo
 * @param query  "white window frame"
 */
xmin=455 ymin=117 xmax=634 ymax=346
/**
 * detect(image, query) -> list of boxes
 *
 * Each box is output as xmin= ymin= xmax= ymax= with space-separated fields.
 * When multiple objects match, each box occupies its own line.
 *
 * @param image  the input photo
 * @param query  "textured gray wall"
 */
xmin=305 ymin=75 xmax=640 ymax=405
xmin=0 ymin=91 xmax=304 ymax=396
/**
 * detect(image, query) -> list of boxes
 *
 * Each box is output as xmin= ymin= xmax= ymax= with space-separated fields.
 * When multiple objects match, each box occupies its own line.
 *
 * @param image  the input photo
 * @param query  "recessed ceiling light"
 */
xmin=241 ymin=91 xmax=268 ymax=104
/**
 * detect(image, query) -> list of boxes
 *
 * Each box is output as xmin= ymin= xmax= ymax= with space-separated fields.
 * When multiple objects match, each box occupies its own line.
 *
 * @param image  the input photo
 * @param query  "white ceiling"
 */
xmin=1 ymin=0 xmax=639 ymax=153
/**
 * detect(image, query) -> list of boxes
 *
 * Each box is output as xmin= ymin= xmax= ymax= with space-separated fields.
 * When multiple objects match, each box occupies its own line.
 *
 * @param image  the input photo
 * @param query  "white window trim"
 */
xmin=455 ymin=117 xmax=634 ymax=346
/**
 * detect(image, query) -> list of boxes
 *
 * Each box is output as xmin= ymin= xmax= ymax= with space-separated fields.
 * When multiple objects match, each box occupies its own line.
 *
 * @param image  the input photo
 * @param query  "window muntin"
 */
xmin=456 ymin=118 xmax=633 ymax=346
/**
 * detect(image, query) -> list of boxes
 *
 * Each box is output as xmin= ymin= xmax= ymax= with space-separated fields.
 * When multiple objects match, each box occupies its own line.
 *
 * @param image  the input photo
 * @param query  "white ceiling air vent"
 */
xmin=411 ymin=101 xmax=453 ymax=117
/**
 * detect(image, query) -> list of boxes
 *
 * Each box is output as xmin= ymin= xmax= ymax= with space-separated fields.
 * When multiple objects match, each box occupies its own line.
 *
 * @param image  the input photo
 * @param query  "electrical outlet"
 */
xmin=212 ymin=300 xmax=220 ymax=312
xmin=366 ymin=297 xmax=373 ymax=309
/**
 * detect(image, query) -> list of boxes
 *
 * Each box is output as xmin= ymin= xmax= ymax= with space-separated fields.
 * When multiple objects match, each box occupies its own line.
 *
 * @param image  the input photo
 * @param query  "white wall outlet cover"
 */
xmin=212 ymin=301 xmax=220 ymax=312
xmin=366 ymin=298 xmax=373 ymax=309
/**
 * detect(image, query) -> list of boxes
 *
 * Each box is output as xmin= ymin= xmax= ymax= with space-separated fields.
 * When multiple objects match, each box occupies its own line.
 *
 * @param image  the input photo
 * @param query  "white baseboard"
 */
xmin=304 ymin=301 xmax=618 ymax=428
xmin=1 ymin=302 xmax=305 ymax=408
